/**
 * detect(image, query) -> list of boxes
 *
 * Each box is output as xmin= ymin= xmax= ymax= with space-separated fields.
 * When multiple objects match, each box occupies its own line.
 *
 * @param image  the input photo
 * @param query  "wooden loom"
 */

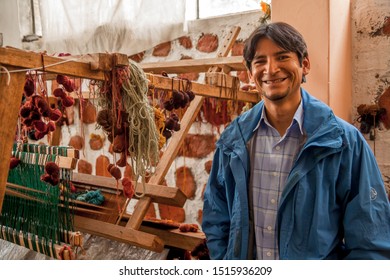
xmin=0 ymin=27 xmax=260 ymax=257
xmin=3 ymin=143 xmax=81 ymax=259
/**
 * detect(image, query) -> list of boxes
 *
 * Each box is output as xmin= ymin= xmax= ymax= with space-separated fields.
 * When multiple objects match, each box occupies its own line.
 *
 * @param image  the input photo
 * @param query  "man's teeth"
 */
xmin=264 ymin=78 xmax=286 ymax=84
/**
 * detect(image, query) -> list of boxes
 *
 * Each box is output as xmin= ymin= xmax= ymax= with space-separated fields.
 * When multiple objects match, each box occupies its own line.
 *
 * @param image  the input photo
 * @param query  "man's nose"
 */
xmin=264 ymin=59 xmax=279 ymax=74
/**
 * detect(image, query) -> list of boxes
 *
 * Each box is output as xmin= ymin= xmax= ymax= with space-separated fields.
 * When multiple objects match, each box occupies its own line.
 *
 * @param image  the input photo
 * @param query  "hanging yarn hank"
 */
xmin=96 ymin=60 xmax=160 ymax=197
xmin=121 ymin=62 xmax=160 ymax=177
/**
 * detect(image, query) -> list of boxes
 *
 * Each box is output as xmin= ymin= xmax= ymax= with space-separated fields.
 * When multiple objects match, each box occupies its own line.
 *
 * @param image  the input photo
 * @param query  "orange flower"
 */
xmin=261 ymin=1 xmax=268 ymax=13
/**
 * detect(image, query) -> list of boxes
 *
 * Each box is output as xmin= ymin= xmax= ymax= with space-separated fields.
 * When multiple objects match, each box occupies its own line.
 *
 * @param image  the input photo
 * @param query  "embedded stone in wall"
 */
xmin=95 ymin=155 xmax=111 ymax=177
xmin=129 ymin=51 xmax=145 ymax=63
xmin=89 ymin=133 xmax=105 ymax=150
xmin=197 ymin=209 xmax=203 ymax=224
xmin=124 ymin=164 xmax=134 ymax=178
xmin=175 ymin=166 xmax=196 ymax=199
xmin=77 ymin=159 xmax=93 ymax=174
xmin=179 ymin=36 xmax=193 ymax=49
xmin=145 ymin=203 xmax=157 ymax=219
xmin=158 ymin=204 xmax=185 ymax=223
xmin=177 ymin=72 xmax=199 ymax=81
xmin=80 ymin=100 xmax=97 ymax=124
xmin=231 ymin=40 xmax=245 ymax=56
xmin=378 ymin=86 xmax=390 ymax=129
xmin=383 ymin=16 xmax=390 ymax=36
xmin=237 ymin=70 xmax=249 ymax=83
xmin=196 ymin=33 xmax=218 ymax=53
xmin=201 ymin=183 xmax=207 ymax=200
xmin=204 ymin=160 xmax=212 ymax=174
xmin=68 ymin=135 xmax=84 ymax=150
xmin=152 ymin=41 xmax=172 ymax=57
xmin=177 ymin=55 xmax=200 ymax=81
xmin=178 ymin=134 xmax=216 ymax=158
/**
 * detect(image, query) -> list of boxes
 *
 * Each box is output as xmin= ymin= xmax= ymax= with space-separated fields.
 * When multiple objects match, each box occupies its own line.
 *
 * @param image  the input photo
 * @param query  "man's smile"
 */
xmin=262 ymin=77 xmax=288 ymax=84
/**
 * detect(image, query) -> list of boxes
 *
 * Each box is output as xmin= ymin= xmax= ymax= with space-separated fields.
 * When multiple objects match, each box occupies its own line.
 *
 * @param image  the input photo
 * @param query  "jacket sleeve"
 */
xmin=202 ymin=147 xmax=231 ymax=259
xmin=342 ymin=132 xmax=390 ymax=259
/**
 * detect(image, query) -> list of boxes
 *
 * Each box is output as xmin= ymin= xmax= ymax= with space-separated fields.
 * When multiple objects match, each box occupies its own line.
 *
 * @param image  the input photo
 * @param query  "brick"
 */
xmin=177 ymin=55 xmax=199 ymax=81
xmin=201 ymin=183 xmax=207 ymax=200
xmin=175 ymin=166 xmax=196 ymax=199
xmin=197 ymin=209 xmax=203 ymax=224
xmin=124 ymin=164 xmax=134 ymax=178
xmin=95 ymin=155 xmax=111 ymax=177
xmin=152 ymin=41 xmax=171 ymax=57
xmin=204 ymin=160 xmax=212 ymax=174
xmin=196 ymin=33 xmax=218 ymax=53
xmin=80 ymin=99 xmax=97 ymax=124
xmin=158 ymin=204 xmax=185 ymax=223
xmin=378 ymin=86 xmax=390 ymax=129
xmin=178 ymin=134 xmax=216 ymax=158
xmin=68 ymin=135 xmax=84 ymax=150
xmin=179 ymin=36 xmax=193 ymax=49
xmin=231 ymin=40 xmax=245 ymax=56
xmin=89 ymin=133 xmax=104 ymax=150
xmin=77 ymin=159 xmax=93 ymax=174
xmin=129 ymin=51 xmax=145 ymax=63
xmin=145 ymin=204 xmax=157 ymax=219
xmin=383 ymin=17 xmax=390 ymax=36
xmin=237 ymin=70 xmax=249 ymax=83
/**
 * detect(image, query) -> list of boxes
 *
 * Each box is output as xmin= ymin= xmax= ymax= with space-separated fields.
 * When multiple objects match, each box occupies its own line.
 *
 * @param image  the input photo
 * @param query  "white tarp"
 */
xmin=39 ymin=0 xmax=187 ymax=55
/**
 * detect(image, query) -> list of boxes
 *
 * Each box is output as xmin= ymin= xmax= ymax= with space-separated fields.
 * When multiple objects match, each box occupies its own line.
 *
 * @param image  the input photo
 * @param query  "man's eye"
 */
xmin=255 ymin=59 xmax=266 ymax=64
xmin=278 ymin=55 xmax=289 ymax=60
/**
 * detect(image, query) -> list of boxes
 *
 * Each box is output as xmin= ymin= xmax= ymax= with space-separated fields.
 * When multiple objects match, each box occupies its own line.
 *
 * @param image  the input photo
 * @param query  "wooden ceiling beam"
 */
xmin=140 ymin=56 xmax=246 ymax=74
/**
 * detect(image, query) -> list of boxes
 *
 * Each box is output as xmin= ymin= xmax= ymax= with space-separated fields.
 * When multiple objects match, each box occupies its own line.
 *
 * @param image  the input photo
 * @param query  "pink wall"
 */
xmin=271 ymin=0 xmax=352 ymax=122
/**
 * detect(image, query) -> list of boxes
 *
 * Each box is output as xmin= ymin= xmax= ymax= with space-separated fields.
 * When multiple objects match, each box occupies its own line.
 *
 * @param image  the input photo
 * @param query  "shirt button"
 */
xmin=267 ymin=226 xmax=272 ymax=231
xmin=273 ymin=172 xmax=278 ymax=177
xmin=275 ymin=146 xmax=281 ymax=151
xmin=266 ymin=251 xmax=272 ymax=257
xmin=271 ymin=199 xmax=276 ymax=204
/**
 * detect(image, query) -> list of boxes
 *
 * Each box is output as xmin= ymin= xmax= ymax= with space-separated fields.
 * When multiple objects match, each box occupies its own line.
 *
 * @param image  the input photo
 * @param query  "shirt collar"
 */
xmin=253 ymin=100 xmax=304 ymax=135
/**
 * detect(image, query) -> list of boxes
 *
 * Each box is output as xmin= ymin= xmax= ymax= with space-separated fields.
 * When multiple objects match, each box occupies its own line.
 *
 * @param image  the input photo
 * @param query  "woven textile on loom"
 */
xmin=0 ymin=143 xmax=78 ymax=259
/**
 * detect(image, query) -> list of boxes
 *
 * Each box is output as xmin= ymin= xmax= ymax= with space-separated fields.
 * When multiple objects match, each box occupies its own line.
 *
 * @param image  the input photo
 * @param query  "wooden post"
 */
xmin=125 ymin=26 xmax=242 ymax=230
xmin=0 ymin=69 xmax=25 ymax=213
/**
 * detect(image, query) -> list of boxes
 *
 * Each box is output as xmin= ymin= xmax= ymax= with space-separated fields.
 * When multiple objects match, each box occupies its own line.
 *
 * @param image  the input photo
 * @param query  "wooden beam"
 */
xmin=148 ymin=95 xmax=205 ymax=185
xmin=0 ymin=47 xmax=106 ymax=80
xmin=71 ymin=173 xmax=187 ymax=207
xmin=140 ymin=56 xmax=246 ymax=74
xmin=0 ymin=70 xmax=25 ymax=213
xmin=17 ymin=142 xmax=79 ymax=159
xmin=12 ymin=151 xmax=77 ymax=170
xmin=74 ymin=215 xmax=165 ymax=253
xmin=146 ymin=73 xmax=260 ymax=103
xmin=139 ymin=226 xmax=205 ymax=251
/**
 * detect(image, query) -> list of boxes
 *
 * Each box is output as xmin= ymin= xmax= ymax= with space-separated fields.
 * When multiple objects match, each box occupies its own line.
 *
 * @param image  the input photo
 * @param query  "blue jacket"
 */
xmin=202 ymin=88 xmax=390 ymax=259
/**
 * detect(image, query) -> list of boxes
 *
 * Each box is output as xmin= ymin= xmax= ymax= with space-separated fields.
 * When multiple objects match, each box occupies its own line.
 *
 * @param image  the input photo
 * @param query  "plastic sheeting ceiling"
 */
xmin=39 ymin=0 xmax=187 ymax=55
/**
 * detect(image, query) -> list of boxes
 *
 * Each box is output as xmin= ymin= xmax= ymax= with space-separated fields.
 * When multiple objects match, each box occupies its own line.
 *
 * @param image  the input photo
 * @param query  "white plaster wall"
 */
xmin=0 ymin=0 xmax=22 ymax=48
xmin=351 ymin=0 xmax=390 ymax=191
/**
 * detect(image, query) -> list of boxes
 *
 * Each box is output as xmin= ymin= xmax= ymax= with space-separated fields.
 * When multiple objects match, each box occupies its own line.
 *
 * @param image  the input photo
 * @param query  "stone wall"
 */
xmin=351 ymin=0 xmax=390 ymax=192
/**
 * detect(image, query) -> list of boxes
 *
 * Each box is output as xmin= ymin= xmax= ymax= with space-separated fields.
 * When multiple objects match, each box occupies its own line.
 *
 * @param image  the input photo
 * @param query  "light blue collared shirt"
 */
xmin=249 ymin=101 xmax=305 ymax=259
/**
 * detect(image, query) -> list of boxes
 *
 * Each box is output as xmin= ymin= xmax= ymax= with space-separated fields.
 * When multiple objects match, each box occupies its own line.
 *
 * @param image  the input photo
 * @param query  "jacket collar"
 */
xmin=218 ymin=88 xmax=345 ymax=151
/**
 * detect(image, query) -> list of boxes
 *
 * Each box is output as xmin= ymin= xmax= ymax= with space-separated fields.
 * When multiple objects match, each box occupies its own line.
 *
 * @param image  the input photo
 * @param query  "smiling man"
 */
xmin=202 ymin=22 xmax=390 ymax=260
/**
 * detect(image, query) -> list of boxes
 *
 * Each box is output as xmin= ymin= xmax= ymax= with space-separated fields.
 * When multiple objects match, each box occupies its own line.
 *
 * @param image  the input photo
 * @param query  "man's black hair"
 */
xmin=243 ymin=22 xmax=308 ymax=71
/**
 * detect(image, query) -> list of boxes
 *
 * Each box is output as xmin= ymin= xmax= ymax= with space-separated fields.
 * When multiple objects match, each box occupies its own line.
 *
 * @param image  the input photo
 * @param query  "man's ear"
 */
xmin=302 ymin=56 xmax=310 ymax=76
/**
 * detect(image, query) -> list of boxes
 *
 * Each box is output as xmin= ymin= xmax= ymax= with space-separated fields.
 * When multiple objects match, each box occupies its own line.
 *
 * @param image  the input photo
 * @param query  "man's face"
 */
xmin=248 ymin=38 xmax=310 ymax=103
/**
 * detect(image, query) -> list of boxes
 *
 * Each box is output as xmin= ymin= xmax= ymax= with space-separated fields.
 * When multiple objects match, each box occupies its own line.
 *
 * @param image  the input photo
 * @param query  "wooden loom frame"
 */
xmin=0 ymin=26 xmax=260 ymax=254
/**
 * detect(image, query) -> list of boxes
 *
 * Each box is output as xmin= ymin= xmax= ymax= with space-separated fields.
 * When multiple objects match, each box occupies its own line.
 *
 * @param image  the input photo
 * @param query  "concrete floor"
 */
xmin=0 ymin=233 xmax=169 ymax=260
